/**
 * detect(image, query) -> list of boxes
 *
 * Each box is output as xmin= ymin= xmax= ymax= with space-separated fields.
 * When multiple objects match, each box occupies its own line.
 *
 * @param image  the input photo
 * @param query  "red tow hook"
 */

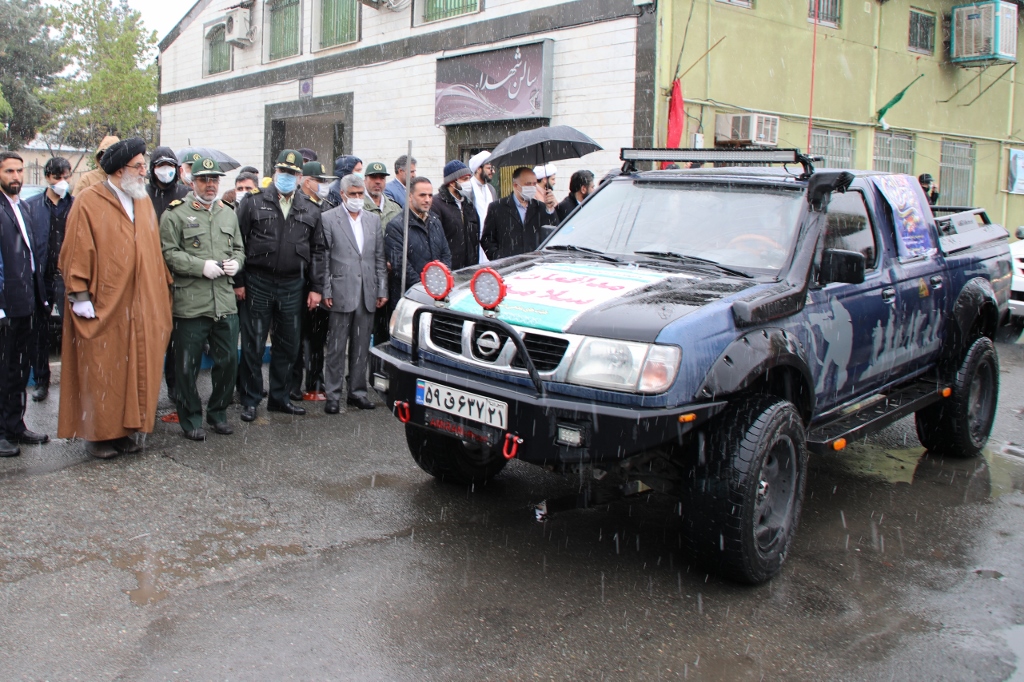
xmin=393 ymin=400 xmax=411 ymax=423
xmin=503 ymin=433 xmax=523 ymax=460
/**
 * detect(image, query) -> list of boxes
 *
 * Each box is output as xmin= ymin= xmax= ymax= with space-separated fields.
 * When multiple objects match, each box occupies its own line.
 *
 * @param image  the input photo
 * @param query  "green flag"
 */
xmin=877 ymin=74 xmax=925 ymax=126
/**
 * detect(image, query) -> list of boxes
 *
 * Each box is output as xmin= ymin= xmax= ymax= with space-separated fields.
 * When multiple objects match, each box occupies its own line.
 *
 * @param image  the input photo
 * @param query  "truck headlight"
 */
xmin=390 ymin=298 xmax=422 ymax=344
xmin=567 ymin=339 xmax=680 ymax=394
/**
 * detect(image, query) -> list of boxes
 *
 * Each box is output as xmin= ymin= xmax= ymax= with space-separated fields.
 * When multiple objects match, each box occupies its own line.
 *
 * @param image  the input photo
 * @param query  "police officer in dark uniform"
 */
xmin=235 ymin=149 xmax=327 ymax=422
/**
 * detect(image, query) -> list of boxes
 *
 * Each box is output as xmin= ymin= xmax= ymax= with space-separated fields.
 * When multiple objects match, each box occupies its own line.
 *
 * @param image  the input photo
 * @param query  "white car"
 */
xmin=1012 ymin=227 xmax=1024 ymax=321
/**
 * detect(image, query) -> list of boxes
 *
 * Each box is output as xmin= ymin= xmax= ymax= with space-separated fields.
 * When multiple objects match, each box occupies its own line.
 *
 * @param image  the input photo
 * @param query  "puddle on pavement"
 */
xmin=316 ymin=473 xmax=409 ymax=502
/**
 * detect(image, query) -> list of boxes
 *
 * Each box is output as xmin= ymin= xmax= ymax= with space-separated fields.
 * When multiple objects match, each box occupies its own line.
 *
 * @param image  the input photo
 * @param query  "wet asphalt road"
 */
xmin=1 ymin=328 xmax=1024 ymax=681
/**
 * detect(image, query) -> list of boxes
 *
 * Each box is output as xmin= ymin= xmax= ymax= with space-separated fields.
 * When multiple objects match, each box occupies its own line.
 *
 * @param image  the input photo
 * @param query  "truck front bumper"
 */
xmin=370 ymin=343 xmax=726 ymax=467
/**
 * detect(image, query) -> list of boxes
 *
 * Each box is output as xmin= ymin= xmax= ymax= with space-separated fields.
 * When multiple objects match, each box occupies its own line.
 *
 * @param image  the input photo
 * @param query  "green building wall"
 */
xmin=655 ymin=0 xmax=1024 ymax=234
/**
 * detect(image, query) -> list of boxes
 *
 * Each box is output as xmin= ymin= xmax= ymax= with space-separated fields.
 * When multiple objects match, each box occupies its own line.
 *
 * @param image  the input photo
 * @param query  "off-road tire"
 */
xmin=915 ymin=336 xmax=999 ymax=459
xmin=682 ymin=396 xmax=807 ymax=584
xmin=405 ymin=424 xmax=508 ymax=485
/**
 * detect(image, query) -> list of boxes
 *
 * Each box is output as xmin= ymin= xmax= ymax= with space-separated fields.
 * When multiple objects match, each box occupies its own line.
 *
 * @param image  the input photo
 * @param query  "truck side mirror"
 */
xmin=1016 ymin=226 xmax=1024 ymax=240
xmin=820 ymin=249 xmax=866 ymax=285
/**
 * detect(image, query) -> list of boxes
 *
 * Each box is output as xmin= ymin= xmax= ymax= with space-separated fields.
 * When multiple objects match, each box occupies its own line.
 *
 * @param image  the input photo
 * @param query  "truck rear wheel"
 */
xmin=682 ymin=396 xmax=807 ymax=584
xmin=915 ymin=336 xmax=999 ymax=459
xmin=405 ymin=424 xmax=509 ymax=485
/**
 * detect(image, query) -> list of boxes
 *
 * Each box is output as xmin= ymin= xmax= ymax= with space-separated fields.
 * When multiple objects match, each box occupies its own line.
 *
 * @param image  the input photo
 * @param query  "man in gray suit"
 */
xmin=321 ymin=174 xmax=388 ymax=414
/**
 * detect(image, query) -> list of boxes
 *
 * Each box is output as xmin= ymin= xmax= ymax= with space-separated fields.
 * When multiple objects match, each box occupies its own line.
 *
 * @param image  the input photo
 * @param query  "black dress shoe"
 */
xmin=208 ymin=421 xmax=234 ymax=435
xmin=183 ymin=428 xmax=207 ymax=441
xmin=289 ymin=388 xmax=304 ymax=402
xmin=346 ymin=395 xmax=376 ymax=410
xmin=0 ymin=438 xmax=20 ymax=457
xmin=31 ymin=384 xmax=48 ymax=402
xmin=324 ymin=400 xmax=340 ymax=414
xmin=267 ymin=401 xmax=306 ymax=416
xmin=112 ymin=436 xmax=142 ymax=454
xmin=10 ymin=429 xmax=49 ymax=445
xmin=240 ymin=406 xmax=257 ymax=422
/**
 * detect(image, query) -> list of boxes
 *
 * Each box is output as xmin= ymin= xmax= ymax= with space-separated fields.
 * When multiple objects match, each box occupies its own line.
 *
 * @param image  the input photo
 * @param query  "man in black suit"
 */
xmin=480 ymin=166 xmax=560 ymax=261
xmin=0 ymin=152 xmax=51 ymax=457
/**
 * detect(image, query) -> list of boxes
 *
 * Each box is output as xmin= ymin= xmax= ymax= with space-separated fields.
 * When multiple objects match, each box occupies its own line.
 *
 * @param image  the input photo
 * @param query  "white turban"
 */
xmin=469 ymin=151 xmax=491 ymax=173
xmin=533 ymin=163 xmax=557 ymax=179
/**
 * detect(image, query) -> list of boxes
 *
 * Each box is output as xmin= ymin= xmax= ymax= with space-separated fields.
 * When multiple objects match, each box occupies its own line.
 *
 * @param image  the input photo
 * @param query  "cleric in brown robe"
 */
xmin=57 ymin=138 xmax=173 ymax=459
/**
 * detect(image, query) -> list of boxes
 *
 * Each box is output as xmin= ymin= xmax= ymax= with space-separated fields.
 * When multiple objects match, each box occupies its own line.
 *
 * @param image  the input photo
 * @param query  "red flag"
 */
xmin=663 ymin=79 xmax=684 ymax=169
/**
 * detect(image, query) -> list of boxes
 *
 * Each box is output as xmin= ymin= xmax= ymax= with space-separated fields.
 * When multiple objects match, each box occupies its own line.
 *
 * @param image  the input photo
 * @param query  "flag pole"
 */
xmin=400 ymin=140 xmax=412 ymax=296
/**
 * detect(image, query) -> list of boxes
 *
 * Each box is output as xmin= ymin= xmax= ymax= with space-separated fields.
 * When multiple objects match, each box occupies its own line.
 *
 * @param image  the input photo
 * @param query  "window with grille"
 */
xmin=939 ymin=140 xmax=975 ymax=207
xmin=717 ymin=0 xmax=753 ymax=7
xmin=207 ymin=26 xmax=231 ymax=75
xmin=809 ymin=0 xmax=840 ymax=26
xmin=811 ymin=128 xmax=854 ymax=169
xmin=268 ymin=0 xmax=300 ymax=61
xmin=423 ymin=0 xmax=478 ymax=23
xmin=873 ymin=132 xmax=914 ymax=175
xmin=909 ymin=9 xmax=936 ymax=54
xmin=320 ymin=0 xmax=358 ymax=48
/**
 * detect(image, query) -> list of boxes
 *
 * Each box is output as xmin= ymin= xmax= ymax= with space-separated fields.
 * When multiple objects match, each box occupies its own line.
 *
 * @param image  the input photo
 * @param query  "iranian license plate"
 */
xmin=415 ymin=379 xmax=508 ymax=429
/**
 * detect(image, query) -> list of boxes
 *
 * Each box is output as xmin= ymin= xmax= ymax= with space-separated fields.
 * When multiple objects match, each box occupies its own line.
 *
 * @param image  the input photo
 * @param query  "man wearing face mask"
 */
xmin=25 ymin=157 xmax=74 ymax=403
xmin=235 ymin=149 xmax=327 ymax=422
xmin=147 ymin=148 xmax=189 ymax=221
xmin=160 ymin=157 xmax=245 ymax=440
xmin=556 ymin=170 xmax=595 ymax=222
xmin=289 ymin=160 xmax=337 ymax=400
xmin=179 ymin=152 xmax=202 ymax=191
xmin=326 ymin=155 xmax=363 ymax=207
xmin=430 ymin=160 xmax=479 ymax=271
xmin=480 ymin=167 xmax=559 ymax=261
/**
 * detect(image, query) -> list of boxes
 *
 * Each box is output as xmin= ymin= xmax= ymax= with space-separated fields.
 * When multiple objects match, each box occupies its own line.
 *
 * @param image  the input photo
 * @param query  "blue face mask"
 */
xmin=274 ymin=172 xmax=298 ymax=194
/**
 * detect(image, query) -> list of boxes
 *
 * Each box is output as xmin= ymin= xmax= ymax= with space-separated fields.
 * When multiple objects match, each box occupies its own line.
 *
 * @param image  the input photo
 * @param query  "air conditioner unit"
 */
xmin=951 ymin=1 xmax=1017 ymax=65
xmin=714 ymin=113 xmax=780 ymax=147
xmin=224 ymin=7 xmax=254 ymax=46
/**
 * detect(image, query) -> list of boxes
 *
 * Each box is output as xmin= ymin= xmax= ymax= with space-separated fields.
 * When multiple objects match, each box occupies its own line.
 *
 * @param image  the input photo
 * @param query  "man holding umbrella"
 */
xmin=480 ymin=167 xmax=558 ymax=261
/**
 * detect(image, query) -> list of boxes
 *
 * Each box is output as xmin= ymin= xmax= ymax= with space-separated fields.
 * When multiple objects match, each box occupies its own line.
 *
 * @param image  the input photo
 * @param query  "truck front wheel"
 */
xmin=915 ymin=336 xmax=999 ymax=458
xmin=405 ymin=424 xmax=509 ymax=485
xmin=683 ymin=396 xmax=807 ymax=584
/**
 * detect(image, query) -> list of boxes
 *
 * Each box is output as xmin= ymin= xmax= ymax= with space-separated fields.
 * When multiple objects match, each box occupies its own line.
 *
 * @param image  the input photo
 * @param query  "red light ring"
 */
xmin=420 ymin=261 xmax=454 ymax=300
xmin=470 ymin=267 xmax=507 ymax=310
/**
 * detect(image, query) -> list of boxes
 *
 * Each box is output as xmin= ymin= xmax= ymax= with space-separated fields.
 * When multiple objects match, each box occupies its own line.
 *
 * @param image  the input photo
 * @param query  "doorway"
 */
xmin=264 ymin=93 xmax=354 ymax=176
xmin=445 ymin=118 xmax=547 ymax=198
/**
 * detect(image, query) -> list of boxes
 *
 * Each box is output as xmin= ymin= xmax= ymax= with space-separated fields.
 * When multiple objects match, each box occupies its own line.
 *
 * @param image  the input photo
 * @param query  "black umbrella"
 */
xmin=175 ymin=146 xmax=241 ymax=172
xmin=483 ymin=125 xmax=603 ymax=167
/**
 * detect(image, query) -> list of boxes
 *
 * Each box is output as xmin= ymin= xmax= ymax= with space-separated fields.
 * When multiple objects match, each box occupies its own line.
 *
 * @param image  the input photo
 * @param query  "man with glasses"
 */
xmin=160 ymin=157 xmax=245 ymax=440
xmin=58 ymin=138 xmax=174 ymax=459
xmin=235 ymin=149 xmax=327 ymax=423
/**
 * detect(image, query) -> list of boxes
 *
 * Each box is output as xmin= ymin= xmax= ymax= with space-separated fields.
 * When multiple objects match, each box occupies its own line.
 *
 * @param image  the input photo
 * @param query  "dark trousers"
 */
xmin=31 ymin=276 xmax=63 ymax=385
xmin=372 ymin=299 xmax=392 ymax=347
xmin=173 ymin=315 xmax=239 ymax=432
xmin=324 ymin=305 xmax=374 ymax=402
xmin=0 ymin=315 xmax=34 ymax=439
xmin=290 ymin=306 xmax=330 ymax=393
xmin=239 ymin=273 xmax=304 ymax=408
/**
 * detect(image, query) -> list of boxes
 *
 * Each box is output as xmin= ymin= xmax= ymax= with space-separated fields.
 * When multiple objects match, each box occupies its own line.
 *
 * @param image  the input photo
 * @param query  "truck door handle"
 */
xmin=881 ymin=287 xmax=897 ymax=304
xmin=930 ymin=275 xmax=943 ymax=289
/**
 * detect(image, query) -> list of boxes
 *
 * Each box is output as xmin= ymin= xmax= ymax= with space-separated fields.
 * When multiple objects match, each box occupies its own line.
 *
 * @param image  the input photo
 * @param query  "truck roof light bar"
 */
xmin=620 ymin=148 xmax=817 ymax=177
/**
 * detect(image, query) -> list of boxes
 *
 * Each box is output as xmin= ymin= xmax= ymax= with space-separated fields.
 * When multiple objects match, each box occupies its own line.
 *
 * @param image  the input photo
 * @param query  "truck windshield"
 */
xmin=546 ymin=181 xmax=804 ymax=273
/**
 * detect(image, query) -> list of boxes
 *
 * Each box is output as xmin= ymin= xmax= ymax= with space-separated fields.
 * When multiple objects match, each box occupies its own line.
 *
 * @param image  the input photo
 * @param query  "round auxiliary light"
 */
xmin=470 ymin=267 xmax=506 ymax=310
xmin=421 ymin=261 xmax=454 ymax=300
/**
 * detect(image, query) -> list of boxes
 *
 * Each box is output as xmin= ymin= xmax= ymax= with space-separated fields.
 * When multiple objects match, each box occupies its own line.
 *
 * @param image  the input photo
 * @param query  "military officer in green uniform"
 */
xmin=159 ymin=156 xmax=246 ymax=440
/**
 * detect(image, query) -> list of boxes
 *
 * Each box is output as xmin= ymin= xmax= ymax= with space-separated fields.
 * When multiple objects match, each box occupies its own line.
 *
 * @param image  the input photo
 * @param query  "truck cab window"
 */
xmin=823 ymin=191 xmax=878 ymax=270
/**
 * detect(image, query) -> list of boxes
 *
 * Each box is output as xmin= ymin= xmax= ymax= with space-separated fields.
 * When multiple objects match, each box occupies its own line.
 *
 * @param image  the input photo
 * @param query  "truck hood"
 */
xmin=443 ymin=254 xmax=754 ymax=343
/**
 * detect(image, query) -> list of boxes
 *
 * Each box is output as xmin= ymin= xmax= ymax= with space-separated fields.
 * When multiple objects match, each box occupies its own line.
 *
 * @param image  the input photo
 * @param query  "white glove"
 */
xmin=202 ymin=260 xmax=225 ymax=280
xmin=0 ymin=310 xmax=5 ymax=320
xmin=72 ymin=301 xmax=96 ymax=319
xmin=222 ymin=259 xmax=240 ymax=277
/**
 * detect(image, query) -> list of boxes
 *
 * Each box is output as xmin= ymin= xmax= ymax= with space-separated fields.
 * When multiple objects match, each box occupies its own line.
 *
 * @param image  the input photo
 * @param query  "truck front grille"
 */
xmin=429 ymin=315 xmax=464 ymax=353
xmin=512 ymin=334 xmax=571 ymax=372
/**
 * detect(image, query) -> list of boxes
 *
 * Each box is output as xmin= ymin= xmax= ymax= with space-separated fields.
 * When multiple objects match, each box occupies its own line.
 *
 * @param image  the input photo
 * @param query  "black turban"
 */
xmin=100 ymin=137 xmax=146 ymax=174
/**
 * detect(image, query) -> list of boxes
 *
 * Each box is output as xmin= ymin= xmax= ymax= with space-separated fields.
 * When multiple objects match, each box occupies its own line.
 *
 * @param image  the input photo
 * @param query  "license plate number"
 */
xmin=415 ymin=380 xmax=507 ymax=429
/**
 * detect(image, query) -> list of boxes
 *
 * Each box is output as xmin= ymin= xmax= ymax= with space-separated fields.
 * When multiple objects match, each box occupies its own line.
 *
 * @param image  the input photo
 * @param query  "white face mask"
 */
xmin=519 ymin=185 xmax=537 ymax=201
xmin=458 ymin=181 xmax=473 ymax=200
xmin=317 ymin=183 xmax=330 ymax=199
xmin=154 ymin=166 xmax=176 ymax=184
xmin=345 ymin=196 xmax=363 ymax=213
xmin=51 ymin=180 xmax=70 ymax=198
xmin=181 ymin=170 xmax=193 ymax=185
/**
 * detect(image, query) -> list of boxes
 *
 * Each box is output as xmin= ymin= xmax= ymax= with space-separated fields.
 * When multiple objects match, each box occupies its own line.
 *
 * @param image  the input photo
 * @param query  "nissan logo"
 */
xmin=476 ymin=331 xmax=502 ymax=359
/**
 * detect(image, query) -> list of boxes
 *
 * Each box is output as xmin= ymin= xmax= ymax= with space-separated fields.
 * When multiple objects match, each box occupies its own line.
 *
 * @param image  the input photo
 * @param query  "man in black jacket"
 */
xmin=0 ymin=152 xmax=51 ymax=456
xmin=25 ymin=156 xmax=73 ymax=402
xmin=235 ymin=150 xmax=327 ymax=422
xmin=556 ymin=170 xmax=595 ymax=222
xmin=384 ymin=177 xmax=451 ymax=304
xmin=480 ymin=167 xmax=559 ymax=261
xmin=431 ymin=160 xmax=479 ymax=271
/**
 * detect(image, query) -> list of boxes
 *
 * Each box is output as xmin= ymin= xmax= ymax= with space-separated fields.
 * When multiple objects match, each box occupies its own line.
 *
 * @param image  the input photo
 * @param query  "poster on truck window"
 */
xmin=1008 ymin=149 xmax=1024 ymax=194
xmin=871 ymin=175 xmax=936 ymax=258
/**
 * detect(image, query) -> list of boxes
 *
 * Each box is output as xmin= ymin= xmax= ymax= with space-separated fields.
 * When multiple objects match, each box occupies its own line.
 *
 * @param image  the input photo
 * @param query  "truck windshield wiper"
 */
xmin=633 ymin=251 xmax=753 ymax=278
xmin=544 ymin=244 xmax=623 ymax=262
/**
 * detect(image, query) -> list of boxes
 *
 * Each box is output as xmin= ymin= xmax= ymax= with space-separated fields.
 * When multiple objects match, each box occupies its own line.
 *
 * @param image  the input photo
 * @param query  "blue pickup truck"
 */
xmin=370 ymin=148 xmax=1013 ymax=583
